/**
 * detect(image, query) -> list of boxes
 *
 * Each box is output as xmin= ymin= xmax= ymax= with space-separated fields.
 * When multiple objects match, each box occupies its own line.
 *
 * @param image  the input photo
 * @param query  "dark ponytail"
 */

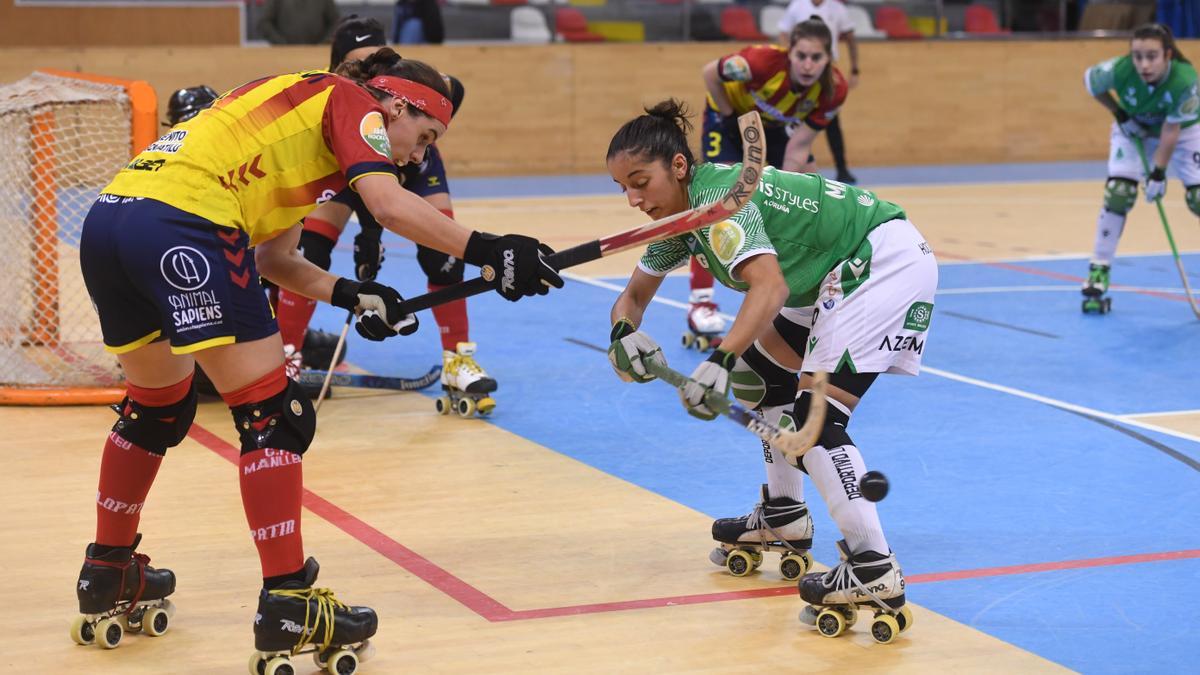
xmin=606 ymin=98 xmax=695 ymax=169
xmin=1133 ymin=23 xmax=1191 ymax=65
xmin=789 ymin=17 xmax=835 ymax=101
xmin=336 ymin=48 xmax=451 ymax=118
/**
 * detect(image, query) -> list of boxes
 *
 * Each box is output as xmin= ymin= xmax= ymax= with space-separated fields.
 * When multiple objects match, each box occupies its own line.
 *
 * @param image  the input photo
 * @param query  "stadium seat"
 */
xmin=511 ymin=6 xmax=552 ymax=42
xmin=964 ymin=4 xmax=1010 ymax=34
xmin=721 ymin=6 xmax=768 ymax=41
xmin=846 ymin=5 xmax=885 ymax=38
xmin=873 ymin=6 xmax=923 ymax=39
xmin=760 ymin=5 xmax=785 ymax=38
xmin=555 ymin=7 xmax=605 ymax=42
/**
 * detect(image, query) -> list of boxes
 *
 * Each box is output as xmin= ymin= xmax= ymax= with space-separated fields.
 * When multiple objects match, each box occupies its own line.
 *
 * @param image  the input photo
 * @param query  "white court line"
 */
xmin=1118 ymin=409 xmax=1200 ymax=420
xmin=563 ymin=271 xmax=1200 ymax=448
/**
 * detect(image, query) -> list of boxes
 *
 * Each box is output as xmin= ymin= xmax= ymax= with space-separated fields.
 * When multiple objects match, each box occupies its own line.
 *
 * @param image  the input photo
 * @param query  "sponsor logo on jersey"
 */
xmin=360 ymin=111 xmax=391 ymax=158
xmin=822 ymin=298 xmax=835 ymax=310
xmin=1182 ymin=93 xmax=1200 ymax=116
xmin=903 ymin=302 xmax=933 ymax=332
xmin=147 ymin=129 xmax=188 ymax=154
xmin=878 ymin=335 xmax=924 ymax=354
xmin=160 ymin=246 xmax=211 ymax=292
xmin=167 ymin=288 xmax=224 ymax=332
xmin=856 ymin=193 xmax=875 ymax=207
xmin=721 ymin=55 xmax=752 ymax=82
xmin=847 ymin=258 xmax=868 ymax=279
xmin=250 ymin=519 xmax=296 ymax=542
xmin=709 ymin=220 xmax=744 ymax=263
xmin=316 ymin=189 xmax=337 ymax=204
xmin=826 ymin=448 xmax=862 ymax=500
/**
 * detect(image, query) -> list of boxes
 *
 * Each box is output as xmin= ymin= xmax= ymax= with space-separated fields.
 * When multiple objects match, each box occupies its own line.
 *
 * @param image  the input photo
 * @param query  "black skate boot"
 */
xmin=249 ymin=557 xmax=377 ymax=675
xmin=709 ymin=484 xmax=814 ymax=580
xmin=797 ymin=540 xmax=912 ymax=644
xmin=1081 ymin=262 xmax=1112 ymax=314
xmin=302 ymin=329 xmax=348 ymax=369
xmin=70 ymin=533 xmax=176 ymax=649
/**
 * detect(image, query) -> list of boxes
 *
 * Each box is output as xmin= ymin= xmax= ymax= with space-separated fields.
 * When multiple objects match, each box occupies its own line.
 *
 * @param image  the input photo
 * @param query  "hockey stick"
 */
xmin=644 ymin=360 xmax=828 ymax=459
xmin=394 ymin=111 xmax=766 ymax=316
xmin=314 ymin=311 xmax=352 ymax=412
xmin=297 ymin=365 xmax=441 ymax=392
xmin=1132 ymin=137 xmax=1200 ymax=319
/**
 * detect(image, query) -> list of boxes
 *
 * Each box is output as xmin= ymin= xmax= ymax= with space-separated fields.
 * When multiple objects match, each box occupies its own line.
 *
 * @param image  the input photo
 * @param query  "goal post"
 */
xmin=0 ymin=70 xmax=158 ymax=405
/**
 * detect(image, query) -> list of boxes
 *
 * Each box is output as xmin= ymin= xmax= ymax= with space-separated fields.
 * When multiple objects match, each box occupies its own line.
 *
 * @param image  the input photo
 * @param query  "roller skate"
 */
xmin=682 ymin=289 xmax=726 ymax=352
xmin=1081 ymin=262 xmax=1112 ymax=314
xmin=709 ymin=484 xmax=814 ymax=580
xmin=797 ymin=540 xmax=913 ymax=644
xmin=248 ymin=557 xmax=377 ymax=675
xmin=301 ymin=328 xmax=347 ymax=369
xmin=435 ymin=341 xmax=497 ymax=418
xmin=70 ymin=534 xmax=177 ymax=649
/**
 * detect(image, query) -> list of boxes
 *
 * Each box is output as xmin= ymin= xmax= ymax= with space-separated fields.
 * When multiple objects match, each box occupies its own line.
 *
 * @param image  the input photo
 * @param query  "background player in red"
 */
xmin=688 ymin=18 xmax=849 ymax=351
xmin=274 ymin=16 xmax=495 ymax=412
xmin=71 ymin=51 xmax=561 ymax=669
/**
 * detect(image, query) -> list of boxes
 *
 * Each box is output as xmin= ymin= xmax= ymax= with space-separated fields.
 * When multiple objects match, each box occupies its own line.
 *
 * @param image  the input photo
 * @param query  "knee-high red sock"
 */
xmin=276 ymin=289 xmax=318 ymax=351
xmin=94 ymin=374 xmax=193 ymax=547
xmin=690 ymin=257 xmax=714 ymax=292
xmin=429 ymin=290 xmax=469 ymax=351
xmin=224 ymin=368 xmax=305 ymax=579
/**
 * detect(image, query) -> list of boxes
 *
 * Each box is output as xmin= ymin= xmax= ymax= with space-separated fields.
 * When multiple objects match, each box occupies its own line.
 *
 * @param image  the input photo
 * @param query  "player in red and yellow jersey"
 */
xmin=71 ymin=50 xmax=562 ymax=668
xmin=684 ymin=17 xmax=849 ymax=352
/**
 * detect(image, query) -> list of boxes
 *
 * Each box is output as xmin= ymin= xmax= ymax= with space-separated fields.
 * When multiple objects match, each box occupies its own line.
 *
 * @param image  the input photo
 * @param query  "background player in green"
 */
xmin=604 ymin=100 xmax=934 ymax=642
xmin=1083 ymin=23 xmax=1199 ymax=313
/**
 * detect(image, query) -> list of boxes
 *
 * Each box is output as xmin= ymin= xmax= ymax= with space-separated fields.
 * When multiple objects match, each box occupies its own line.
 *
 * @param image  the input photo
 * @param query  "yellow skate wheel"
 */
xmin=456 ymin=396 xmax=476 ymax=418
xmin=870 ymin=612 xmax=901 ymax=644
xmin=143 ymin=606 xmax=170 ymax=637
xmin=815 ymin=608 xmax=848 ymax=638
xmin=749 ymin=550 xmax=764 ymax=569
xmin=476 ymin=396 xmax=496 ymax=416
xmin=69 ymin=615 xmax=95 ymax=645
xmin=96 ymin=617 xmax=123 ymax=649
xmin=897 ymin=606 xmax=914 ymax=633
xmin=725 ymin=549 xmax=755 ymax=577
xmin=435 ymin=396 xmax=452 ymax=415
xmin=840 ymin=606 xmax=858 ymax=629
xmin=695 ymin=335 xmax=710 ymax=352
xmin=263 ymin=655 xmax=295 ymax=675
xmin=324 ymin=648 xmax=359 ymax=675
xmin=779 ymin=552 xmax=812 ymax=580
xmin=681 ymin=332 xmax=695 ymax=348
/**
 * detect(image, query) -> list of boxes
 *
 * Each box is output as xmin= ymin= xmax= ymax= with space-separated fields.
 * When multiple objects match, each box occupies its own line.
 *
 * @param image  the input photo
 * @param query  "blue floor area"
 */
xmin=314 ymin=241 xmax=1200 ymax=672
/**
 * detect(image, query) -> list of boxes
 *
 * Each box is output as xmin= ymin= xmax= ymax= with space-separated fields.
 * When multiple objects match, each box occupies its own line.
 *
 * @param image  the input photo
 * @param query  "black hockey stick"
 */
xmin=298 ymin=365 xmax=442 ymax=392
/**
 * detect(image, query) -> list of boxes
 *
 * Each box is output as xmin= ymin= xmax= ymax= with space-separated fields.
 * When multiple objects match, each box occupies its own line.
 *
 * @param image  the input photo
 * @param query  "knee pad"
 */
xmin=792 ymin=390 xmax=852 ymax=473
xmin=731 ymin=343 xmax=798 ymax=410
xmin=298 ymin=229 xmax=335 ymax=271
xmin=417 ymin=244 xmax=465 ymax=286
xmin=230 ymin=379 xmax=316 ymax=456
xmin=772 ymin=312 xmax=811 ymax=353
xmin=828 ymin=370 xmax=878 ymax=399
xmin=1103 ymin=177 xmax=1138 ymax=215
xmin=1186 ymin=185 xmax=1200 ymax=216
xmin=111 ymin=382 xmax=198 ymax=454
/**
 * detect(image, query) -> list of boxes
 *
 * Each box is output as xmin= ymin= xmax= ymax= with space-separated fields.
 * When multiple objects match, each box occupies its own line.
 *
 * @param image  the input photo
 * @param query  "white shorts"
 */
xmin=780 ymin=219 xmax=938 ymax=376
xmin=1107 ymin=122 xmax=1200 ymax=184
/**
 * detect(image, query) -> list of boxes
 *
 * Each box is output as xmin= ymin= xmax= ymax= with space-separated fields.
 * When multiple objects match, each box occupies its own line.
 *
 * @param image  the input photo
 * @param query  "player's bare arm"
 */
xmin=718 ymin=253 xmax=789 ymax=356
xmin=783 ymin=123 xmax=819 ymax=172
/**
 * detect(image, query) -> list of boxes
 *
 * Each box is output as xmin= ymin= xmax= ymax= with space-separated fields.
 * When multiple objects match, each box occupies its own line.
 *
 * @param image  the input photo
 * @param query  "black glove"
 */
xmin=353 ymin=227 xmax=384 ymax=281
xmin=462 ymin=231 xmax=564 ymax=302
xmin=330 ymin=277 xmax=418 ymax=341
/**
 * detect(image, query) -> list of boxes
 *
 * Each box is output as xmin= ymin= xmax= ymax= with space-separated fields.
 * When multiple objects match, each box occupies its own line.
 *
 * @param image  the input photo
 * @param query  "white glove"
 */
xmin=1145 ymin=166 xmax=1166 ymax=203
xmin=607 ymin=320 xmax=665 ymax=383
xmin=681 ymin=349 xmax=736 ymax=420
xmin=1115 ymin=110 xmax=1146 ymax=138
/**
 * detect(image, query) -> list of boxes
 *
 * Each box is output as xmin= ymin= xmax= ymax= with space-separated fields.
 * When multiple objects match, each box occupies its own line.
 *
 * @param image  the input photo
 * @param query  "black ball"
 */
xmin=860 ymin=471 xmax=889 ymax=502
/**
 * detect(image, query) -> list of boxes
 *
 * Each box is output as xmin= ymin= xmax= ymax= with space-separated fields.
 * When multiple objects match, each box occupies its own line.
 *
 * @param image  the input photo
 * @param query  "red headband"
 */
xmin=366 ymin=76 xmax=452 ymax=128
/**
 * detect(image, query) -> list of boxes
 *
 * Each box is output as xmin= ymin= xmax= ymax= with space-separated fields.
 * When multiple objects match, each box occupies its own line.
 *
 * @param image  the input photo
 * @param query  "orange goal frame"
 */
xmin=0 ymin=70 xmax=157 ymax=406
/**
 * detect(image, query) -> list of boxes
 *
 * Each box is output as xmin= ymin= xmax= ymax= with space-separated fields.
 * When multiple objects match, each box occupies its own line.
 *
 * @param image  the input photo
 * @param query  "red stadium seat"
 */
xmin=873 ymin=6 xmax=924 ymax=39
xmin=964 ymin=4 xmax=1010 ymax=34
xmin=556 ymin=7 xmax=605 ymax=42
xmin=720 ymin=6 xmax=769 ymax=42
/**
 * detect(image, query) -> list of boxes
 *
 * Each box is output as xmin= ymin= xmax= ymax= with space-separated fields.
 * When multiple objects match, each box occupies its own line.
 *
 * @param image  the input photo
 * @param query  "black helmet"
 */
xmin=166 ymin=85 xmax=219 ymax=126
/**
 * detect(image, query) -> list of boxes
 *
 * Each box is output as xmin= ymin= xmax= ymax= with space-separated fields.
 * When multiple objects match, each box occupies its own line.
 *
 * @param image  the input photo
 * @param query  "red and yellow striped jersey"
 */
xmin=711 ymin=45 xmax=848 ymax=128
xmin=103 ymin=71 xmax=397 ymax=245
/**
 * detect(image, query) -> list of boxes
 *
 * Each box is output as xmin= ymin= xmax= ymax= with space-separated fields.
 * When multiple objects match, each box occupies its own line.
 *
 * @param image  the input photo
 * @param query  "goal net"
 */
xmin=0 ymin=70 xmax=157 ymax=405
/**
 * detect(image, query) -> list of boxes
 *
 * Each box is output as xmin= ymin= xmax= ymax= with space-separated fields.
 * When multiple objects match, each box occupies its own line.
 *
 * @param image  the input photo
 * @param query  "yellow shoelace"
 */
xmin=268 ymin=586 xmax=347 ymax=654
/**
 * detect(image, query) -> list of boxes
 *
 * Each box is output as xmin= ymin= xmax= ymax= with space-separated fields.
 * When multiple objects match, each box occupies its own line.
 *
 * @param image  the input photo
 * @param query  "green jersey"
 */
xmin=638 ymin=163 xmax=906 ymax=307
xmin=1085 ymin=55 xmax=1200 ymax=135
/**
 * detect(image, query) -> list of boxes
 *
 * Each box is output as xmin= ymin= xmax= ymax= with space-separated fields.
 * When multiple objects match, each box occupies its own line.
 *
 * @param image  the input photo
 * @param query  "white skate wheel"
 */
xmin=708 ymin=547 xmax=729 ymax=567
xmin=435 ymin=396 xmax=452 ymax=415
xmin=456 ymin=396 xmax=476 ymax=418
xmin=354 ymin=640 xmax=375 ymax=663
xmin=143 ymin=606 xmax=170 ymax=637
xmin=263 ymin=655 xmax=294 ymax=675
xmin=69 ymin=615 xmax=95 ymax=645
xmin=324 ymin=648 xmax=358 ymax=675
xmin=96 ymin=617 xmax=123 ymax=649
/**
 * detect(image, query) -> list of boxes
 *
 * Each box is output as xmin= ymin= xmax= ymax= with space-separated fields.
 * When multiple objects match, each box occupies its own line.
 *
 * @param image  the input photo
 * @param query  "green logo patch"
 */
xmin=904 ymin=302 xmax=934 ymax=332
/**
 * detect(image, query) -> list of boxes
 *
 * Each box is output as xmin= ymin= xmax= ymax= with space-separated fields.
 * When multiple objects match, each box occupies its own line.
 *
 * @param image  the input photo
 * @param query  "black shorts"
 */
xmin=79 ymin=195 xmax=277 ymax=354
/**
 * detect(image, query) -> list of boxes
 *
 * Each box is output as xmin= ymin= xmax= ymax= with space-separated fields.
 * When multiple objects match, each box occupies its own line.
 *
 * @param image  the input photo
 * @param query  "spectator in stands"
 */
xmin=778 ymin=0 xmax=859 ymax=184
xmin=393 ymin=0 xmax=445 ymax=44
xmin=258 ymin=0 xmax=341 ymax=45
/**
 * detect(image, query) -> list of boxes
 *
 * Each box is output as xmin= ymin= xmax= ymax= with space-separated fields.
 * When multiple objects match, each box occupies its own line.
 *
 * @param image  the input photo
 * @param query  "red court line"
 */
xmin=188 ymin=423 xmax=1200 ymax=622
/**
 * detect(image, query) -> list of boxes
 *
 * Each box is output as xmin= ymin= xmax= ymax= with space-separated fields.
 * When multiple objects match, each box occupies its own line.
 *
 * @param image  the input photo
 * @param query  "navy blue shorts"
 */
xmin=79 ymin=196 xmax=278 ymax=355
xmin=701 ymin=105 xmax=791 ymax=169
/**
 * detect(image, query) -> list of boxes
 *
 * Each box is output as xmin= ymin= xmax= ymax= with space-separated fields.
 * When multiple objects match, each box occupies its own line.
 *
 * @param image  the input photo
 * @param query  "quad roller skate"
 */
xmin=682 ymin=290 xmax=726 ymax=352
xmin=435 ymin=341 xmax=497 ymax=418
xmin=248 ymin=557 xmax=377 ymax=675
xmin=1081 ymin=262 xmax=1112 ymax=314
xmin=70 ymin=534 xmax=177 ymax=649
xmin=709 ymin=484 xmax=814 ymax=580
xmin=797 ymin=540 xmax=913 ymax=645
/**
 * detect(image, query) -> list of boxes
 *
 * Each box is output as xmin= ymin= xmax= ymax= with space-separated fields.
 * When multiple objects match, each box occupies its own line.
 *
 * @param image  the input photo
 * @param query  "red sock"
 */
xmin=276 ymin=289 xmax=317 ymax=351
xmin=94 ymin=374 xmax=193 ymax=547
xmin=225 ymin=368 xmax=305 ymax=579
xmin=690 ymin=257 xmax=714 ymax=292
xmin=430 ymin=289 xmax=469 ymax=351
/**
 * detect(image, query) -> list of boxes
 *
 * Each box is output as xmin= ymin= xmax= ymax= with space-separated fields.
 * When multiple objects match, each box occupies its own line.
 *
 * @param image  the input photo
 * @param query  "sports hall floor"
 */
xmin=3 ymin=161 xmax=1198 ymax=673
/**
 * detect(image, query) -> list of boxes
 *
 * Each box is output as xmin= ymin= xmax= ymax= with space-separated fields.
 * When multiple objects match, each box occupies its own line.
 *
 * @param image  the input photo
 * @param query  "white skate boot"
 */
xmin=436 ymin=342 xmax=497 ymax=418
xmin=709 ymin=484 xmax=814 ymax=580
xmin=682 ymin=289 xmax=726 ymax=352
xmin=797 ymin=540 xmax=913 ymax=644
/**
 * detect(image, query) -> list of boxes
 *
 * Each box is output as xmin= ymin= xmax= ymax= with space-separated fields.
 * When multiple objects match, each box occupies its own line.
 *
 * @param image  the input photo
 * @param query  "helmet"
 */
xmin=165 ymin=85 xmax=219 ymax=126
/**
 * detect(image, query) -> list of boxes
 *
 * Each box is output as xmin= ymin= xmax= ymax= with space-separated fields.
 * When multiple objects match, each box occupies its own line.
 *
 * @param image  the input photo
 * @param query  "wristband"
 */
xmin=331 ymin=277 xmax=361 ymax=311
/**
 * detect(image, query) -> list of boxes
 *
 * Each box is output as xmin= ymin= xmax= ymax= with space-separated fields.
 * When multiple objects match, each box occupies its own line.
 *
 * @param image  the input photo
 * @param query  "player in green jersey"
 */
xmin=1083 ymin=23 xmax=1200 ymax=313
xmin=604 ymin=100 xmax=934 ymax=642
